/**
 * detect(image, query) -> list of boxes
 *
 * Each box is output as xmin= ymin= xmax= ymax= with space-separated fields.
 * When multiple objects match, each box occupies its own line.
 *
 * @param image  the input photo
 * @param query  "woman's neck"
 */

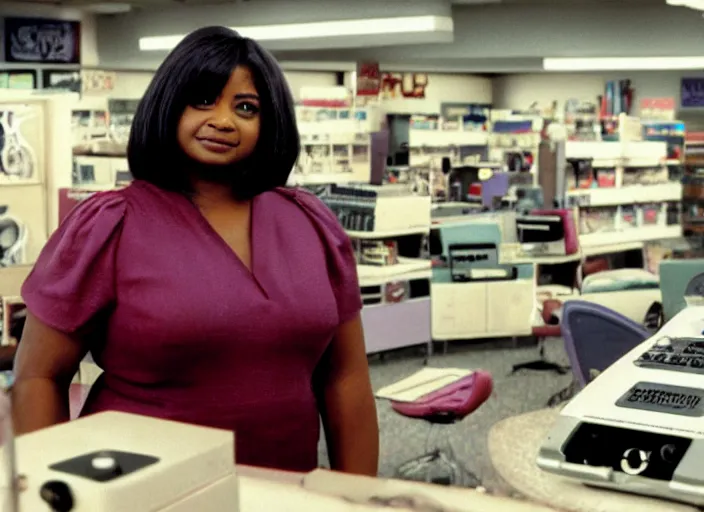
xmin=191 ymin=180 xmax=248 ymax=211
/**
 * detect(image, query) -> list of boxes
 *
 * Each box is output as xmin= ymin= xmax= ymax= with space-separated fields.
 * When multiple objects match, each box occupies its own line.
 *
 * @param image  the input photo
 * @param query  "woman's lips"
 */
xmin=197 ymin=137 xmax=238 ymax=153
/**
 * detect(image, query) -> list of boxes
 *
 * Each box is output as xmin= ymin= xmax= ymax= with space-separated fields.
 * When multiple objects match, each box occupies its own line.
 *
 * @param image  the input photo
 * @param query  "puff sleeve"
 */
xmin=21 ymin=191 xmax=126 ymax=334
xmin=287 ymin=188 xmax=363 ymax=324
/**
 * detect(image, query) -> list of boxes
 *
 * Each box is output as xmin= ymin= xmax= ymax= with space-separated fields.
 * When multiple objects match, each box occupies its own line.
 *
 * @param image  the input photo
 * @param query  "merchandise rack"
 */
xmin=564 ymin=115 xmax=683 ymax=251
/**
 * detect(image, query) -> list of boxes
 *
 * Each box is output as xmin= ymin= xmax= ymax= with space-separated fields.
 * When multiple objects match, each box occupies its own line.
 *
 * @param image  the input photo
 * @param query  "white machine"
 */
xmin=538 ymin=306 xmax=704 ymax=505
xmin=2 ymin=411 xmax=238 ymax=511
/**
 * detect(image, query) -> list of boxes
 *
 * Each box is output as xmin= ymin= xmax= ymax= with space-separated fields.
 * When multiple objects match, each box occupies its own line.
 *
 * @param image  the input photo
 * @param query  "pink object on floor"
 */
xmin=390 ymin=370 xmax=493 ymax=422
xmin=69 ymin=384 xmax=90 ymax=420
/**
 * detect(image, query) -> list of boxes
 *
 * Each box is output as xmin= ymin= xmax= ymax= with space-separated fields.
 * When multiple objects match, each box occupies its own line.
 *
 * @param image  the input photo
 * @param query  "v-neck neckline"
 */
xmin=187 ymin=192 xmax=268 ymax=297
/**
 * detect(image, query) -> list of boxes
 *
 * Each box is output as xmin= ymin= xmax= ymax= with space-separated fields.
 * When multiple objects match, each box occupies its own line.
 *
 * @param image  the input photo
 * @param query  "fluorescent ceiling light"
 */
xmin=666 ymin=0 xmax=704 ymax=10
xmin=139 ymin=15 xmax=453 ymax=51
xmin=543 ymin=57 xmax=704 ymax=71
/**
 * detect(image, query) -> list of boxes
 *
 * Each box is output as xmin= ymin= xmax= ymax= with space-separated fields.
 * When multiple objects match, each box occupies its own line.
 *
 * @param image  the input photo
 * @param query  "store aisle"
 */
xmin=318 ymin=338 xmax=573 ymax=496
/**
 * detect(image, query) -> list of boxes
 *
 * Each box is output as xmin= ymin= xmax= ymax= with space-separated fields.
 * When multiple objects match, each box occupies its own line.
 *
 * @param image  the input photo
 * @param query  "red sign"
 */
xmin=640 ymin=97 xmax=675 ymax=120
xmin=380 ymin=73 xmax=429 ymax=99
xmin=356 ymin=62 xmax=380 ymax=97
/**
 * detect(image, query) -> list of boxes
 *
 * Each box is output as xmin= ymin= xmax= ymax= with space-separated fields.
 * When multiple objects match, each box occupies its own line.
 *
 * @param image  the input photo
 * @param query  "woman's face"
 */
xmin=177 ymin=66 xmax=261 ymax=167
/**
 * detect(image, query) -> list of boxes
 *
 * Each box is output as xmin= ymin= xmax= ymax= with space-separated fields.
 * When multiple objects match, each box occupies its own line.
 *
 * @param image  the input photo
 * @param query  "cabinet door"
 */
xmin=486 ymin=280 xmax=534 ymax=336
xmin=432 ymin=282 xmax=488 ymax=339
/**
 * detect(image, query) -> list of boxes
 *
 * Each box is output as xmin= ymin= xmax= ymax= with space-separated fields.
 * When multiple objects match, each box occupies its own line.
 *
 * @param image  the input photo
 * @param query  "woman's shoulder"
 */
xmin=266 ymin=186 xmax=346 ymax=239
xmin=63 ymin=180 xmax=173 ymax=225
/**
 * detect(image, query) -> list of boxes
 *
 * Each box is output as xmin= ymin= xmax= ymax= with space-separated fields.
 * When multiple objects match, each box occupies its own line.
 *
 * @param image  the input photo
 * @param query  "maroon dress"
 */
xmin=21 ymin=180 xmax=362 ymax=471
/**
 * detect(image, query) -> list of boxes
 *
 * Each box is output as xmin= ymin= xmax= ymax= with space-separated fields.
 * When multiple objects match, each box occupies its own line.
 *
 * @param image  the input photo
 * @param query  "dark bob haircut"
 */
xmin=127 ymin=26 xmax=300 ymax=199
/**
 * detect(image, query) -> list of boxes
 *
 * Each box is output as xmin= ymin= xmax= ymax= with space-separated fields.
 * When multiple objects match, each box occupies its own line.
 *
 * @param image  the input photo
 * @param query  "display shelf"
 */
xmin=409 ymin=129 xmax=488 ymax=147
xmin=567 ymin=182 xmax=682 ymax=207
xmin=346 ymin=227 xmax=429 ymax=239
xmin=580 ymin=225 xmax=681 ymax=247
xmin=499 ymin=243 xmax=582 ymax=265
xmin=581 ymin=241 xmax=644 ymax=257
xmin=357 ymin=257 xmax=431 ymax=287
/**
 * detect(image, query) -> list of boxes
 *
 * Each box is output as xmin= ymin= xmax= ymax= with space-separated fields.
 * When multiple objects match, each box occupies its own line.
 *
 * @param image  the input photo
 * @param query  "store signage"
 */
xmin=380 ymin=73 xmax=428 ymax=99
xmin=640 ymin=97 xmax=675 ymax=120
xmin=4 ymin=17 xmax=81 ymax=64
xmin=81 ymin=70 xmax=116 ymax=94
xmin=681 ymin=77 xmax=704 ymax=108
xmin=356 ymin=62 xmax=380 ymax=97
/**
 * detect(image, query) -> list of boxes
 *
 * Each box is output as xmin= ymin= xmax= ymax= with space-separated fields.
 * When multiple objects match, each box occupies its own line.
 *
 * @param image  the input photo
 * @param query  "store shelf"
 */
xmin=581 ymin=241 xmax=644 ymax=257
xmin=290 ymin=172 xmax=366 ymax=185
xmin=357 ymin=258 xmax=432 ymax=287
xmin=346 ymin=227 xmax=429 ymax=239
xmin=409 ymin=130 xmax=488 ymax=147
xmin=567 ymin=182 xmax=682 ymax=207
xmin=499 ymin=244 xmax=582 ymax=265
xmin=580 ymin=225 xmax=682 ymax=248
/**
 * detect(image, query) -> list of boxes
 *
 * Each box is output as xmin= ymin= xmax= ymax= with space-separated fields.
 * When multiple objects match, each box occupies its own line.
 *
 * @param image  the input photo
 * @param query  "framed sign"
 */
xmin=4 ymin=18 xmax=81 ymax=64
xmin=681 ymin=77 xmax=704 ymax=108
xmin=42 ymin=69 xmax=81 ymax=93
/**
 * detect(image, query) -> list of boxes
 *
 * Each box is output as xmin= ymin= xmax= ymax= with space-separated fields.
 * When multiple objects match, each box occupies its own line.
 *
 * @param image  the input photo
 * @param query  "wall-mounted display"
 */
xmin=42 ymin=69 xmax=81 ymax=93
xmin=0 ymin=103 xmax=43 ymax=185
xmin=4 ymin=18 xmax=81 ymax=64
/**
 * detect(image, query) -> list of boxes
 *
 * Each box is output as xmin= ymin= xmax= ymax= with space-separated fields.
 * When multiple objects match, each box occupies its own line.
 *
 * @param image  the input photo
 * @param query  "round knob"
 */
xmin=39 ymin=480 xmax=74 ymax=512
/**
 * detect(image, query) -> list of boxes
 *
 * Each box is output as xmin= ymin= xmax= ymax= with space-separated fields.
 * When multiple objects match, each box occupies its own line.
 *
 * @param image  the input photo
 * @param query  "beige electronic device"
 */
xmin=2 ymin=411 xmax=238 ymax=511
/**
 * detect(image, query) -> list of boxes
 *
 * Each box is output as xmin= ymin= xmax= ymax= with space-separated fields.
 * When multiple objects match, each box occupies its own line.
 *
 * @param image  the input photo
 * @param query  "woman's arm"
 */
xmin=315 ymin=314 xmax=379 ymax=476
xmin=12 ymin=312 xmax=88 ymax=435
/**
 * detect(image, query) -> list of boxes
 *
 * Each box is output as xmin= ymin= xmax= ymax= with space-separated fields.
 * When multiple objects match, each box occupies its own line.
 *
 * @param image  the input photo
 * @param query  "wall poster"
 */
xmin=4 ymin=17 xmax=81 ymax=64
xmin=681 ymin=77 xmax=704 ymax=108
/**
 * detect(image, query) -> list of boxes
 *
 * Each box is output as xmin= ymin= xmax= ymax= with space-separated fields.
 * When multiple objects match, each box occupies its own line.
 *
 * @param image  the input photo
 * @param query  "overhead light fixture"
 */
xmin=543 ymin=57 xmax=704 ymax=71
xmin=666 ymin=0 xmax=704 ymax=10
xmin=139 ymin=15 xmax=453 ymax=51
xmin=83 ymin=3 xmax=132 ymax=14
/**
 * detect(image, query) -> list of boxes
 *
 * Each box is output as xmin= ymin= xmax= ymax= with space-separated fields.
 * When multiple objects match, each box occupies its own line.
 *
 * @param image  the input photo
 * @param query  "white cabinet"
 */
xmin=432 ymin=282 xmax=488 ymax=339
xmin=486 ymin=280 xmax=534 ymax=335
xmin=432 ymin=279 xmax=534 ymax=340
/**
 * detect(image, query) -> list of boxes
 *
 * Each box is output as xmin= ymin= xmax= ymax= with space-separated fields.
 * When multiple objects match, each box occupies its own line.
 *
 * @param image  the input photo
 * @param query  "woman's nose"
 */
xmin=207 ymin=104 xmax=235 ymax=131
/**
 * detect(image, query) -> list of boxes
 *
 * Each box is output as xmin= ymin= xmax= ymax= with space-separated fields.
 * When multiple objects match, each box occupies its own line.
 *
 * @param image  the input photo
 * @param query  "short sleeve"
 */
xmin=287 ymin=188 xmax=362 ymax=324
xmin=21 ymin=191 xmax=126 ymax=333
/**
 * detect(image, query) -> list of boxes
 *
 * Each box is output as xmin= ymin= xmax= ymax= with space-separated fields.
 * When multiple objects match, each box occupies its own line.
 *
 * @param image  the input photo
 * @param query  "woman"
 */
xmin=12 ymin=26 xmax=379 ymax=475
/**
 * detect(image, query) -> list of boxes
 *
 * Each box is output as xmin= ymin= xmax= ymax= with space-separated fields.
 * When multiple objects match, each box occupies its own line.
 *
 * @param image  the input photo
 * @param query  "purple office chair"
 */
xmin=391 ymin=370 xmax=493 ymax=487
xmin=547 ymin=300 xmax=650 ymax=406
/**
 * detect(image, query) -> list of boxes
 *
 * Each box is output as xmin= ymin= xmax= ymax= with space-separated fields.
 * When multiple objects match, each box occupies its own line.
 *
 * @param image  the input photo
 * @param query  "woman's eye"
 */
xmin=236 ymin=102 xmax=260 ymax=116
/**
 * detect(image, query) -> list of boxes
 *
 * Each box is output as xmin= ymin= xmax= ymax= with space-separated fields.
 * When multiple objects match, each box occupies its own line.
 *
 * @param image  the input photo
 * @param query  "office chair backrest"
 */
xmin=561 ymin=300 xmax=649 ymax=387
